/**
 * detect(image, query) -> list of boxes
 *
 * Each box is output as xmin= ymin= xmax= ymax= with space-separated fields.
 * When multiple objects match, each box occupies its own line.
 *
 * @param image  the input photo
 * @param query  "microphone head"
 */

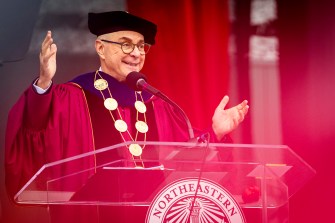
xmin=126 ymin=71 xmax=147 ymax=91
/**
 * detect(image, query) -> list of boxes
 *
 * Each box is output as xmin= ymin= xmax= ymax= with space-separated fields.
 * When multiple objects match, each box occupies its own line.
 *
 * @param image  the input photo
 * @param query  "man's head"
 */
xmin=88 ymin=11 xmax=157 ymax=81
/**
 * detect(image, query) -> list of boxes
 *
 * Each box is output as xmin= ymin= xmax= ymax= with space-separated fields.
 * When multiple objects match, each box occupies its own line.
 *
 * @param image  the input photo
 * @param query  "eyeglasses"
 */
xmin=100 ymin=39 xmax=151 ymax=55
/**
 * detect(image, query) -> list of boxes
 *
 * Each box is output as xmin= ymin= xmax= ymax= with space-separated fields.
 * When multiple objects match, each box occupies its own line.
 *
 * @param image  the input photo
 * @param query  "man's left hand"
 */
xmin=212 ymin=95 xmax=249 ymax=141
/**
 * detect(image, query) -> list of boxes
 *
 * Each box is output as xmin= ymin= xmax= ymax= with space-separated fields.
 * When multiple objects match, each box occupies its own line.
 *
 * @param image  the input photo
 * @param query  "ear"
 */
xmin=95 ymin=39 xmax=105 ymax=59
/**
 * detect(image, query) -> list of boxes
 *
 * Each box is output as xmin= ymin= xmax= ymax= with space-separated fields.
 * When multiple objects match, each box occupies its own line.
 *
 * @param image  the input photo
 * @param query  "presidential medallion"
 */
xmin=94 ymin=78 xmax=108 ymax=91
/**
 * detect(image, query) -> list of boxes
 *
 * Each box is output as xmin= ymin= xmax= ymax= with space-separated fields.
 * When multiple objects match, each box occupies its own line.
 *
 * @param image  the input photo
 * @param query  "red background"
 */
xmin=0 ymin=0 xmax=334 ymax=222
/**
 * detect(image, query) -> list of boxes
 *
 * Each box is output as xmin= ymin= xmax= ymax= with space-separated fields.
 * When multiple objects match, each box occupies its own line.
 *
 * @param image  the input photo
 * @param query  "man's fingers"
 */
xmin=218 ymin=96 xmax=249 ymax=119
xmin=218 ymin=95 xmax=229 ymax=110
xmin=49 ymin=44 xmax=57 ymax=56
xmin=237 ymin=100 xmax=248 ymax=109
xmin=238 ymin=103 xmax=249 ymax=121
xmin=41 ymin=31 xmax=50 ymax=47
xmin=40 ymin=31 xmax=54 ymax=55
xmin=41 ymin=39 xmax=54 ymax=55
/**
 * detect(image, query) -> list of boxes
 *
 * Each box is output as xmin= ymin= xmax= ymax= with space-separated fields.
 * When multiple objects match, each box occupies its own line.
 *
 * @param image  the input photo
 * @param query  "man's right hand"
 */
xmin=38 ymin=31 xmax=57 ymax=89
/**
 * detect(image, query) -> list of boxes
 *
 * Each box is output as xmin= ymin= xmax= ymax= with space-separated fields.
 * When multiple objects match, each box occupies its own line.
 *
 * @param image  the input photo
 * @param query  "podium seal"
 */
xmin=146 ymin=178 xmax=246 ymax=223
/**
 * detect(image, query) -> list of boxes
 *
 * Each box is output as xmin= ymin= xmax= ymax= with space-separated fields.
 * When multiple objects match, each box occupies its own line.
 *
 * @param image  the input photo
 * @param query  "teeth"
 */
xmin=125 ymin=62 xmax=137 ymax=66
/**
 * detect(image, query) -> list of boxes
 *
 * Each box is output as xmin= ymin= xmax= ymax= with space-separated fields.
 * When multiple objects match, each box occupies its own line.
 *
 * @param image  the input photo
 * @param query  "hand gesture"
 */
xmin=212 ymin=95 xmax=249 ymax=140
xmin=38 ymin=31 xmax=57 ymax=89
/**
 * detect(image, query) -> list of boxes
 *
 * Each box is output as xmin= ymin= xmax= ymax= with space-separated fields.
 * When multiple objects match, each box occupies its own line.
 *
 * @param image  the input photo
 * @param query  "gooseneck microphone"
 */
xmin=126 ymin=71 xmax=195 ymax=139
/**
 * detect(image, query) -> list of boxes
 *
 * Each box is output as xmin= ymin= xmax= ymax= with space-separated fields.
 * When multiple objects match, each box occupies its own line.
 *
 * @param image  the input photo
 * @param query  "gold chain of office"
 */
xmin=93 ymin=70 xmax=148 ymax=165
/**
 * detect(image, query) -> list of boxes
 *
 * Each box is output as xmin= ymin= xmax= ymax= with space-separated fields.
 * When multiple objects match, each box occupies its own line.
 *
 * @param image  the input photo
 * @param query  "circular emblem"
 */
xmin=135 ymin=120 xmax=149 ymax=133
xmin=146 ymin=178 xmax=246 ymax=223
xmin=129 ymin=143 xmax=143 ymax=156
xmin=94 ymin=78 xmax=108 ymax=90
xmin=114 ymin=119 xmax=128 ymax=132
xmin=104 ymin=97 xmax=118 ymax=110
xmin=135 ymin=101 xmax=147 ymax=113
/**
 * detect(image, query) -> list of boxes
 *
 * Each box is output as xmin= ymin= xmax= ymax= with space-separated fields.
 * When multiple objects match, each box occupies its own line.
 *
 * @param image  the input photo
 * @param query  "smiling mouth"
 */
xmin=124 ymin=61 xmax=139 ymax=67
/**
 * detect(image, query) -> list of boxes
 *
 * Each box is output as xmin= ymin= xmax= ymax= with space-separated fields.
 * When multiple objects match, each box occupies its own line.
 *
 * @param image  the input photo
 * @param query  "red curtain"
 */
xmin=127 ymin=0 xmax=230 ymax=130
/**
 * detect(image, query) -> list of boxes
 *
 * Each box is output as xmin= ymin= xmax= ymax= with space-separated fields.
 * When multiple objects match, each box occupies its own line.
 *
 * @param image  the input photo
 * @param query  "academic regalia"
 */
xmin=5 ymin=10 xmax=226 ymax=223
xmin=5 ymin=71 xmax=199 ymax=222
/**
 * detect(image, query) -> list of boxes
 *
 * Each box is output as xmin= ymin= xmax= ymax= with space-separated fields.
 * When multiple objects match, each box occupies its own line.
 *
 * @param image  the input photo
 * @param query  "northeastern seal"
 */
xmin=146 ymin=178 xmax=246 ymax=223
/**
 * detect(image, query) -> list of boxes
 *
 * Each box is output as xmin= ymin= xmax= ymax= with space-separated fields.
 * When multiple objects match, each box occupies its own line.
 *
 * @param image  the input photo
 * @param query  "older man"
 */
xmin=5 ymin=11 xmax=248 ymax=222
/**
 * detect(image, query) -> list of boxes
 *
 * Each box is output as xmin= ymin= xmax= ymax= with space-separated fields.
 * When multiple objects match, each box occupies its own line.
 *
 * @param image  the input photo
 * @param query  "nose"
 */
xmin=129 ymin=45 xmax=142 ymax=57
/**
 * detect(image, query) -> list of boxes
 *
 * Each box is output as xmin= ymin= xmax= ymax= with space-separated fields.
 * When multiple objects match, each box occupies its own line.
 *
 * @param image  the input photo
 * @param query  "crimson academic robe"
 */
xmin=6 ymin=71 xmax=218 ymax=222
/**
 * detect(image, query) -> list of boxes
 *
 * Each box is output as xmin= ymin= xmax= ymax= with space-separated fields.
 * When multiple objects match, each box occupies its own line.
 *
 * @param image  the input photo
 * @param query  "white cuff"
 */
xmin=33 ymin=78 xmax=52 ymax=94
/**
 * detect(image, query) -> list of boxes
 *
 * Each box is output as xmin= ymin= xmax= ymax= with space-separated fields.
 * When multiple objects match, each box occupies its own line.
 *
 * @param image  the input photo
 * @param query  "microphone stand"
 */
xmin=137 ymin=79 xmax=195 ymax=139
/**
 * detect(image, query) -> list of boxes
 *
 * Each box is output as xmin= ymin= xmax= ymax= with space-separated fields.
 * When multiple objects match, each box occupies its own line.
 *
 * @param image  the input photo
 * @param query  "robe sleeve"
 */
xmin=5 ymin=82 xmax=95 ymax=199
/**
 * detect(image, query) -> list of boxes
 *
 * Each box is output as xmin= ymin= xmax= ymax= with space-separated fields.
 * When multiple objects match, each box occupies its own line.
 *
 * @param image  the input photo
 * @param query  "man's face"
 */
xmin=96 ymin=31 xmax=146 ymax=81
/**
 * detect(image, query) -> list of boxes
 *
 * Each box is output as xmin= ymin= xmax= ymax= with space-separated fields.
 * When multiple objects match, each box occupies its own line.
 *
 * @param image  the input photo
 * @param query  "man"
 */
xmin=5 ymin=11 xmax=248 ymax=222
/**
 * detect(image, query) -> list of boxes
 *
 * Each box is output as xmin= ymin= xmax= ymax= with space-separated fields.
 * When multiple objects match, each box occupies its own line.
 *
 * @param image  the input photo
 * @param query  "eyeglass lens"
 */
xmin=122 ymin=42 xmax=150 ymax=54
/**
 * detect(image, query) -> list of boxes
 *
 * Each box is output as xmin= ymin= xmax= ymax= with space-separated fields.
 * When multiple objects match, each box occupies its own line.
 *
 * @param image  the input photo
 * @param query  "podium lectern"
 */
xmin=15 ymin=141 xmax=315 ymax=223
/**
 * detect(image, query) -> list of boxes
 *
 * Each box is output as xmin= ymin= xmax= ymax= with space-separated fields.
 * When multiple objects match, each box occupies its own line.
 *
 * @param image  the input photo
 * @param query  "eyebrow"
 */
xmin=118 ymin=37 xmax=145 ymax=43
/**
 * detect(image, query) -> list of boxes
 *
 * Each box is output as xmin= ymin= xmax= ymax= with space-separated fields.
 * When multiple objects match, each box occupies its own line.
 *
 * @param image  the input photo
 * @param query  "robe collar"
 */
xmin=70 ymin=71 xmax=153 ymax=107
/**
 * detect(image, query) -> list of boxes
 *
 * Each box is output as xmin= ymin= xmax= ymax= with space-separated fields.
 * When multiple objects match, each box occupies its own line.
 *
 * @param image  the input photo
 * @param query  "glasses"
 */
xmin=100 ymin=39 xmax=151 ymax=55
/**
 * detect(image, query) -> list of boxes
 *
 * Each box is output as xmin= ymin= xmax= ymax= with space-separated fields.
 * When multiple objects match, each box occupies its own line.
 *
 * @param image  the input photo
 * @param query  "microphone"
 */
xmin=126 ymin=71 xmax=194 ymax=139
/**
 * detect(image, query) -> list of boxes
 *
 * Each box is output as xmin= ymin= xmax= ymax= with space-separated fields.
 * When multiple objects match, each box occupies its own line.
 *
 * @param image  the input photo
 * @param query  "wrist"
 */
xmin=36 ymin=77 xmax=52 ymax=90
xmin=212 ymin=124 xmax=230 ymax=141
